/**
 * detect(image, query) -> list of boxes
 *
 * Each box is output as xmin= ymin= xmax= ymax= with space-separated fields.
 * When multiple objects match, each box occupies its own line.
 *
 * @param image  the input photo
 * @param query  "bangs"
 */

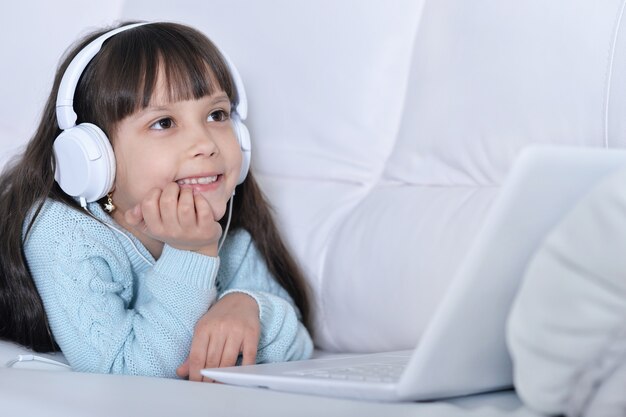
xmin=74 ymin=23 xmax=237 ymax=131
xmin=136 ymin=32 xmax=236 ymax=108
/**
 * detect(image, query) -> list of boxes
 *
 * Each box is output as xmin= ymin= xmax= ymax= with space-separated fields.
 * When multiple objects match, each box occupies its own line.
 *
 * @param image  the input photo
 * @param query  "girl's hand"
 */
xmin=176 ymin=292 xmax=261 ymax=382
xmin=124 ymin=182 xmax=222 ymax=257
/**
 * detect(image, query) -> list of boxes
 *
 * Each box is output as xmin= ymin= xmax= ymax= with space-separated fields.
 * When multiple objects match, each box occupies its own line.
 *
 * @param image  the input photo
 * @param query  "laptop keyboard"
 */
xmin=285 ymin=362 xmax=406 ymax=383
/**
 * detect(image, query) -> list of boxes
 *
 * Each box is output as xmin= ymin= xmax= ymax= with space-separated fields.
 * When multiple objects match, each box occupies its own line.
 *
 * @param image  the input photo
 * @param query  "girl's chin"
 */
xmin=213 ymin=206 xmax=227 ymax=221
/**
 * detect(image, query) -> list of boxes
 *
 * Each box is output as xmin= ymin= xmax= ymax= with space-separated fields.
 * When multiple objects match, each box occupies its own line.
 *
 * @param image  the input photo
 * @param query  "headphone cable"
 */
xmin=218 ymin=193 xmax=234 ymax=253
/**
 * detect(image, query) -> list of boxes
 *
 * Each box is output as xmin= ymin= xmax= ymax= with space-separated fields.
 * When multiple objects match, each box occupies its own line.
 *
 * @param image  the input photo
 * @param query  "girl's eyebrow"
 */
xmin=209 ymin=93 xmax=230 ymax=105
xmin=212 ymin=96 xmax=231 ymax=106
xmin=136 ymin=94 xmax=231 ymax=117
xmin=147 ymin=94 xmax=230 ymax=111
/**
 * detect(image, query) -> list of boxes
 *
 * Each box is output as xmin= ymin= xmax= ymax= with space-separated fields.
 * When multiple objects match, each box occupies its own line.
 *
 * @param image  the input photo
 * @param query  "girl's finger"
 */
xmin=140 ymin=188 xmax=164 ymax=233
xmin=193 ymin=192 xmax=217 ymax=232
xmin=200 ymin=333 xmax=227 ymax=382
xmin=220 ymin=336 xmax=242 ymax=368
xmin=241 ymin=333 xmax=259 ymax=366
xmin=123 ymin=203 xmax=143 ymax=227
xmin=187 ymin=328 xmax=211 ymax=382
xmin=159 ymin=183 xmax=181 ymax=231
xmin=176 ymin=359 xmax=189 ymax=378
xmin=177 ymin=187 xmax=196 ymax=229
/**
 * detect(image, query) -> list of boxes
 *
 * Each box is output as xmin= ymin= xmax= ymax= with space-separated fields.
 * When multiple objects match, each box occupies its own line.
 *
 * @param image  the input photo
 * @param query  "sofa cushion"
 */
xmin=384 ymin=0 xmax=623 ymax=187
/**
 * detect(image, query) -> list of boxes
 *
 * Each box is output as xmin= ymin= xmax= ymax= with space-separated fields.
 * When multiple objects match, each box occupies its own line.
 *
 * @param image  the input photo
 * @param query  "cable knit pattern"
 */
xmin=23 ymin=199 xmax=312 ymax=378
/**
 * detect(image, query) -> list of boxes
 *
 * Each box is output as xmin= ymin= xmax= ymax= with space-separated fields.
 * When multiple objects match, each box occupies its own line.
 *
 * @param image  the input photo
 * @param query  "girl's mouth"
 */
xmin=177 ymin=175 xmax=219 ymax=186
xmin=176 ymin=174 xmax=223 ymax=191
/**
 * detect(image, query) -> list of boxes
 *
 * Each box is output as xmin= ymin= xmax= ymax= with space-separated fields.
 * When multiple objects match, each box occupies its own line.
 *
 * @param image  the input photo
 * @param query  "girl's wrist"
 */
xmin=165 ymin=242 xmax=219 ymax=258
xmin=193 ymin=244 xmax=218 ymax=258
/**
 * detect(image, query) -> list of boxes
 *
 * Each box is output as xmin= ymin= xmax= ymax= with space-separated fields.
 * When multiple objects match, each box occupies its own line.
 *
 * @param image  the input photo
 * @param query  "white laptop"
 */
xmin=202 ymin=146 xmax=626 ymax=402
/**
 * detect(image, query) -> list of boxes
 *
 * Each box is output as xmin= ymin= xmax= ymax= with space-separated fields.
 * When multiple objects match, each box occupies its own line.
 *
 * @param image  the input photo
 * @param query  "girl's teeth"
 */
xmin=177 ymin=176 xmax=218 ymax=185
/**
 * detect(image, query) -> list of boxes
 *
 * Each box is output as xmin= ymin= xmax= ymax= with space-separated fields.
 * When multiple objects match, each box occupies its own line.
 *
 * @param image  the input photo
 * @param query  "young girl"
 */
xmin=0 ymin=21 xmax=313 ymax=381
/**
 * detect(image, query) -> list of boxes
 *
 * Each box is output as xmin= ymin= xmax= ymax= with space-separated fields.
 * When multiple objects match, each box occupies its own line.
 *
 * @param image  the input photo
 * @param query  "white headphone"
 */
xmin=54 ymin=22 xmax=252 ymax=205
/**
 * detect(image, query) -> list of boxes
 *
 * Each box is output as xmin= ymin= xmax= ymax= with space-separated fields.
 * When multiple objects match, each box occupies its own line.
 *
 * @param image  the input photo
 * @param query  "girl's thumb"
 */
xmin=124 ymin=204 xmax=143 ymax=226
xmin=176 ymin=359 xmax=190 ymax=378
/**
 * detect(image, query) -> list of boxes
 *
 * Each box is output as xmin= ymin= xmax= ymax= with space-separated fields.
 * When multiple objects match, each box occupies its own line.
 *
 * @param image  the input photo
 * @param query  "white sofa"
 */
xmin=1 ymin=0 xmax=623 ymax=415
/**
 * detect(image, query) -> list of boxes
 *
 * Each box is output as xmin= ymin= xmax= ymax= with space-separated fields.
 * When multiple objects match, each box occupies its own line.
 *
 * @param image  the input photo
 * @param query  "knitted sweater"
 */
xmin=23 ymin=199 xmax=313 ymax=377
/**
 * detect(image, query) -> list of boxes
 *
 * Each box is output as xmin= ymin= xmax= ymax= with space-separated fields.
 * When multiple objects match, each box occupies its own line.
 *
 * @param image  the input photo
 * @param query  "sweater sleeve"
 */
xmin=23 ymin=201 xmax=218 ymax=378
xmin=217 ymin=230 xmax=313 ymax=363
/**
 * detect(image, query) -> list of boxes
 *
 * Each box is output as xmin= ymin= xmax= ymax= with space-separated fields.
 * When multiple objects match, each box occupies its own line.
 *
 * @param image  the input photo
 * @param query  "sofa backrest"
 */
xmin=317 ymin=0 xmax=626 ymax=351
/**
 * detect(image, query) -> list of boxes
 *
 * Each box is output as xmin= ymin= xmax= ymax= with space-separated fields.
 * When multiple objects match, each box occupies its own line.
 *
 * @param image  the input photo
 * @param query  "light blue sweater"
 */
xmin=22 ymin=199 xmax=313 ymax=377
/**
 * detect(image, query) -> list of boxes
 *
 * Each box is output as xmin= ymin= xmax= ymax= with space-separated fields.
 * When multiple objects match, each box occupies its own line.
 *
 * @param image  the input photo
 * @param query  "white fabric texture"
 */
xmin=507 ymin=167 xmax=626 ymax=416
xmin=581 ymin=353 xmax=626 ymax=417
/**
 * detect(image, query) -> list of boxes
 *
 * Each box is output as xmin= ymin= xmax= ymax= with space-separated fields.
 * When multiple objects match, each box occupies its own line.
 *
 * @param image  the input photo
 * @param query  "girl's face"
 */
xmin=109 ymin=76 xmax=242 ymax=234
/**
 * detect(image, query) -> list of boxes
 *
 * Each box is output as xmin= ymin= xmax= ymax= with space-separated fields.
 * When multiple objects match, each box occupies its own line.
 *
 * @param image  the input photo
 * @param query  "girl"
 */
xmin=0 ymin=21 xmax=313 ymax=381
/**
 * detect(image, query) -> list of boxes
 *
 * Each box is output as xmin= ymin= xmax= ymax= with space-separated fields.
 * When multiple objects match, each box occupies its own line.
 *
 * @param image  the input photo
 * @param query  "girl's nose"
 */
xmin=190 ymin=126 xmax=218 ymax=157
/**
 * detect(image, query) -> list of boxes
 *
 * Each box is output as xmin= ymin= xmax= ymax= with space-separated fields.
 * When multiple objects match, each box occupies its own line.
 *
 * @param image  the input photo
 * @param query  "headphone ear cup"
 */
xmin=53 ymin=123 xmax=116 ymax=203
xmin=232 ymin=115 xmax=251 ymax=185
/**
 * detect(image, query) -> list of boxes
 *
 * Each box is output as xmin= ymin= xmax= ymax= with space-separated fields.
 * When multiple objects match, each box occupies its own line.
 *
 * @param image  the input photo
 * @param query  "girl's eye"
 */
xmin=150 ymin=118 xmax=174 ymax=130
xmin=207 ymin=110 xmax=229 ymax=122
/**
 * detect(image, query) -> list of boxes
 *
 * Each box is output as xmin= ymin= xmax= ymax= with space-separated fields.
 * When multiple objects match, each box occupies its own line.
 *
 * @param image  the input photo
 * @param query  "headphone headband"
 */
xmin=56 ymin=22 xmax=150 ymax=130
xmin=56 ymin=22 xmax=248 ymax=130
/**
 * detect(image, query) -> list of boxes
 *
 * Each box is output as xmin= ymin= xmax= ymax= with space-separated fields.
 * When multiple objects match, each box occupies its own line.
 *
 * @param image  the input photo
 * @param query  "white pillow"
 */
xmin=507 ymin=167 xmax=626 ymax=415
xmin=582 ymin=359 xmax=626 ymax=417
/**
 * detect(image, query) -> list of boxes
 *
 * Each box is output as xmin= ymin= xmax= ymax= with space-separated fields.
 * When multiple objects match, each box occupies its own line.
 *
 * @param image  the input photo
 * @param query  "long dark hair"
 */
xmin=0 ymin=22 xmax=311 ymax=352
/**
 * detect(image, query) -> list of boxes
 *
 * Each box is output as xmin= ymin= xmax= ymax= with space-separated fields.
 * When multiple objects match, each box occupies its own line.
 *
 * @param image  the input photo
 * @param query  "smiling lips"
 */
xmin=177 ymin=175 xmax=219 ymax=186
